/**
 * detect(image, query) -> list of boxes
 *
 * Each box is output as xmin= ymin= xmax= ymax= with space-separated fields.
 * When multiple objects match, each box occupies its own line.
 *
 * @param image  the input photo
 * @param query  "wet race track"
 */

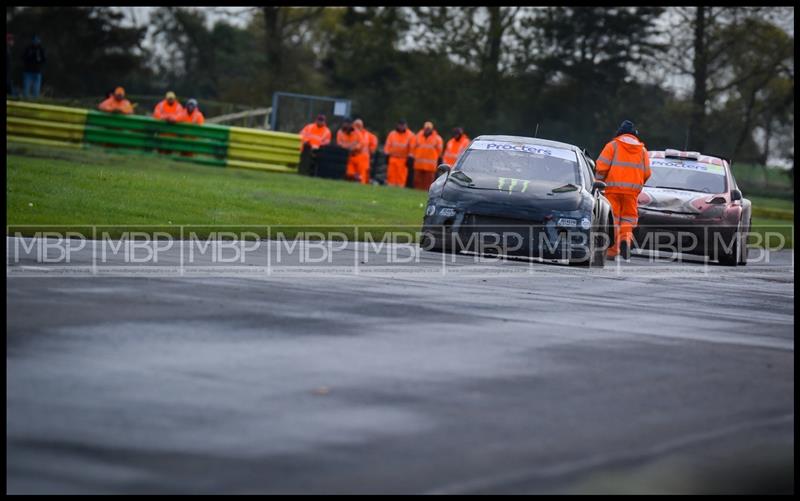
xmin=6 ymin=236 xmax=795 ymax=493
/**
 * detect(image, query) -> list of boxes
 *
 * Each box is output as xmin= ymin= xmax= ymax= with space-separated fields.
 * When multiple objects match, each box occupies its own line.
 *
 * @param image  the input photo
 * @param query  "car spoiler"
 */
xmin=704 ymin=152 xmax=733 ymax=166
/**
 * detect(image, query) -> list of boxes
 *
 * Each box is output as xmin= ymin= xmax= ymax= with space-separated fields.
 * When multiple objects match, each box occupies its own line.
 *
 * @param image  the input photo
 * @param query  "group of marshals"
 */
xmin=98 ymin=89 xmax=205 ymax=125
xmin=300 ymin=115 xmax=470 ymax=190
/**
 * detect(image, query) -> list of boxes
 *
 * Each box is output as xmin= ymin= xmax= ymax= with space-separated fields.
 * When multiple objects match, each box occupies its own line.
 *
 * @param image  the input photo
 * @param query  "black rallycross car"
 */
xmin=419 ymin=135 xmax=614 ymax=266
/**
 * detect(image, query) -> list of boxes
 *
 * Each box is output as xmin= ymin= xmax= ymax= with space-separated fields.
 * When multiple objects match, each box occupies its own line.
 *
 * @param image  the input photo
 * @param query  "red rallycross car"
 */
xmin=633 ymin=149 xmax=752 ymax=266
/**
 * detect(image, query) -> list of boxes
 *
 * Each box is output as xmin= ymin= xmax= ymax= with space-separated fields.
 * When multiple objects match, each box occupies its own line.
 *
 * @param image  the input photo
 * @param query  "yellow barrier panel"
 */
xmin=226 ymin=158 xmax=298 ymax=173
xmin=6 ymin=134 xmax=82 ymax=149
xmin=227 ymin=143 xmax=301 ymax=165
xmin=227 ymin=126 xmax=301 ymax=171
xmin=6 ymin=100 xmax=88 ymax=125
xmin=7 ymin=116 xmax=86 ymax=143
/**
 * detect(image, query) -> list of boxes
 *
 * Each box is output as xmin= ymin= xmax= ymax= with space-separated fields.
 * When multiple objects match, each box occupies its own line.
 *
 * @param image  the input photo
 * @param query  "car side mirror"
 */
xmin=730 ymin=189 xmax=742 ymax=201
xmin=436 ymin=164 xmax=451 ymax=179
xmin=592 ymin=180 xmax=606 ymax=194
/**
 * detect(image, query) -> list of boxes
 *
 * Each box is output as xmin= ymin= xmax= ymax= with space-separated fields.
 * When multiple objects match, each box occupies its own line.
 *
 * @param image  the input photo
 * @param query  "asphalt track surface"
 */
xmin=6 ymin=236 xmax=795 ymax=493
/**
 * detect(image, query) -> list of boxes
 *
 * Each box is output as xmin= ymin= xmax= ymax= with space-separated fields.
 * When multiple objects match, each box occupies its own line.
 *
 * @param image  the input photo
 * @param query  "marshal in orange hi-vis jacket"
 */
xmin=300 ymin=114 xmax=332 ymax=150
xmin=337 ymin=120 xmax=368 ymax=184
xmin=443 ymin=128 xmax=470 ymax=166
xmin=595 ymin=120 xmax=651 ymax=260
xmin=153 ymin=91 xmax=184 ymax=122
xmin=383 ymin=122 xmax=416 ymax=187
xmin=412 ymin=122 xmax=443 ymax=190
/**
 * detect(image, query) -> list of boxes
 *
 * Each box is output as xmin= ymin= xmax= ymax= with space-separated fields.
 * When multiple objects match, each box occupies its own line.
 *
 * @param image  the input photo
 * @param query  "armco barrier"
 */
xmin=6 ymin=100 xmax=301 ymax=173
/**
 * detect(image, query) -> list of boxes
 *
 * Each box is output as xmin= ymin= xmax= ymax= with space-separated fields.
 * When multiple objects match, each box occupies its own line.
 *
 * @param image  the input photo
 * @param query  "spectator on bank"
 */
xmin=6 ymin=33 xmax=15 ymax=96
xmin=22 ymin=34 xmax=46 ymax=98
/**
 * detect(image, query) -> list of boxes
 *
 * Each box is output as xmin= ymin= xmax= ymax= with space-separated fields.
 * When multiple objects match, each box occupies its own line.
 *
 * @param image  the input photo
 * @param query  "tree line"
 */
xmin=6 ymin=6 xmax=794 ymax=170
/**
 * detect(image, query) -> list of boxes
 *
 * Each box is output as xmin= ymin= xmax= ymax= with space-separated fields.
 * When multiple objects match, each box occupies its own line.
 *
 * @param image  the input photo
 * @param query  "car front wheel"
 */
xmin=716 ymin=220 xmax=744 ymax=266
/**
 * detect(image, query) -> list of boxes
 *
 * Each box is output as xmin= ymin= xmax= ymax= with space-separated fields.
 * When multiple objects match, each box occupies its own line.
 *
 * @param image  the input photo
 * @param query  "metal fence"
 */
xmin=270 ymin=92 xmax=352 ymax=134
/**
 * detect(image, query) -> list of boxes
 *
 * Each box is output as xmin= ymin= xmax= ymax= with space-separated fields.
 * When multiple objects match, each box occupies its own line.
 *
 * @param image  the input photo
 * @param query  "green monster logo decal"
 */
xmin=497 ymin=177 xmax=530 ymax=194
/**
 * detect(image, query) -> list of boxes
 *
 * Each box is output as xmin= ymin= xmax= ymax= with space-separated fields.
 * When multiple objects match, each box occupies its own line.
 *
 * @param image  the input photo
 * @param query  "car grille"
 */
xmin=458 ymin=214 xmax=554 ymax=257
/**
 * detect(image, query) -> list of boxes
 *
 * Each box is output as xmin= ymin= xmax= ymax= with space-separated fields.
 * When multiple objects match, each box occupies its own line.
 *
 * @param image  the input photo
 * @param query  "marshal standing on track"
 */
xmin=594 ymin=120 xmax=651 ymax=261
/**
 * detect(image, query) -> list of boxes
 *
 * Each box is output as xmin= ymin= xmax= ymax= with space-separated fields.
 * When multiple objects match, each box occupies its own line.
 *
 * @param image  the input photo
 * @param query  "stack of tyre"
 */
xmin=313 ymin=145 xmax=349 ymax=179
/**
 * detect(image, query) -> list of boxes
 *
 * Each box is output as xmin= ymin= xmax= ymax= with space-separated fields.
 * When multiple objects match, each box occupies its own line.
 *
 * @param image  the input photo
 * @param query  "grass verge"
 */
xmin=7 ymin=144 xmax=429 ymax=240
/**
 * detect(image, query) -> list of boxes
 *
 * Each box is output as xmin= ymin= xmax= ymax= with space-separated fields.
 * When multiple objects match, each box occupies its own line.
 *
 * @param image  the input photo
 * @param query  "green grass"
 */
xmin=749 ymin=218 xmax=794 ymax=250
xmin=747 ymin=195 xmax=794 ymax=212
xmin=7 ymin=144 xmax=429 ymax=240
xmin=746 ymin=196 xmax=794 ymax=249
xmin=6 ymin=144 xmax=794 ymax=248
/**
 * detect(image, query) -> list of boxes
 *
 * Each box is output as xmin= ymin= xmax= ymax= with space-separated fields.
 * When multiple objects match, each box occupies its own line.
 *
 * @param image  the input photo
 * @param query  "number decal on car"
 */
xmin=497 ymin=177 xmax=531 ymax=194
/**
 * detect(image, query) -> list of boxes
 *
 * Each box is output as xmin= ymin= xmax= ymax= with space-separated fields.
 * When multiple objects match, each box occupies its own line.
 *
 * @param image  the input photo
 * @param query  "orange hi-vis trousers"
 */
xmin=346 ymin=152 xmax=371 ymax=184
xmin=605 ymin=191 xmax=639 ymax=257
xmin=386 ymin=156 xmax=408 ymax=187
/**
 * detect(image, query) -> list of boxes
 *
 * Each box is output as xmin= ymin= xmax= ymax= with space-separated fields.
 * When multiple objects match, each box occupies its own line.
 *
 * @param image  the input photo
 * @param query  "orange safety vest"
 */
xmin=595 ymin=134 xmax=651 ymax=195
xmin=98 ymin=96 xmax=134 ymax=115
xmin=336 ymin=128 xmax=366 ymax=155
xmin=412 ymin=129 xmax=444 ymax=172
xmin=300 ymin=123 xmax=332 ymax=148
xmin=153 ymin=100 xmax=184 ymax=121
xmin=443 ymin=135 xmax=470 ymax=166
xmin=384 ymin=129 xmax=415 ymax=158
xmin=180 ymin=109 xmax=205 ymax=125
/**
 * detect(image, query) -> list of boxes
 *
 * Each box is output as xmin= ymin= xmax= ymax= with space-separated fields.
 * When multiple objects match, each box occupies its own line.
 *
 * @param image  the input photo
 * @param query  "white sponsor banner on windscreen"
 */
xmin=650 ymin=158 xmax=726 ymax=175
xmin=469 ymin=140 xmax=577 ymax=162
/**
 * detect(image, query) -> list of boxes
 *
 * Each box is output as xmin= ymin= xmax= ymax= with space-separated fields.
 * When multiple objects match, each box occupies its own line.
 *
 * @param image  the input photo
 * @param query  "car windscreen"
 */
xmin=645 ymin=158 xmax=727 ymax=194
xmin=457 ymin=141 xmax=580 ymax=186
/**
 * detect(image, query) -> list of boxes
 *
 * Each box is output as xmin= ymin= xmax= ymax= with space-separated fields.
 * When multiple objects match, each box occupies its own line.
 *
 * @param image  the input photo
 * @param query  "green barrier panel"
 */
xmin=86 ymin=110 xmax=229 ymax=142
xmin=80 ymin=143 xmax=227 ymax=167
xmin=84 ymin=126 xmax=228 ymax=157
xmin=170 ymin=155 xmax=228 ymax=167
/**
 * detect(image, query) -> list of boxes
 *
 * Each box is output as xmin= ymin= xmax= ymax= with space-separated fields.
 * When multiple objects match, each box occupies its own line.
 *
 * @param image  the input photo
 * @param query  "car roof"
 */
xmin=473 ymin=135 xmax=583 ymax=153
